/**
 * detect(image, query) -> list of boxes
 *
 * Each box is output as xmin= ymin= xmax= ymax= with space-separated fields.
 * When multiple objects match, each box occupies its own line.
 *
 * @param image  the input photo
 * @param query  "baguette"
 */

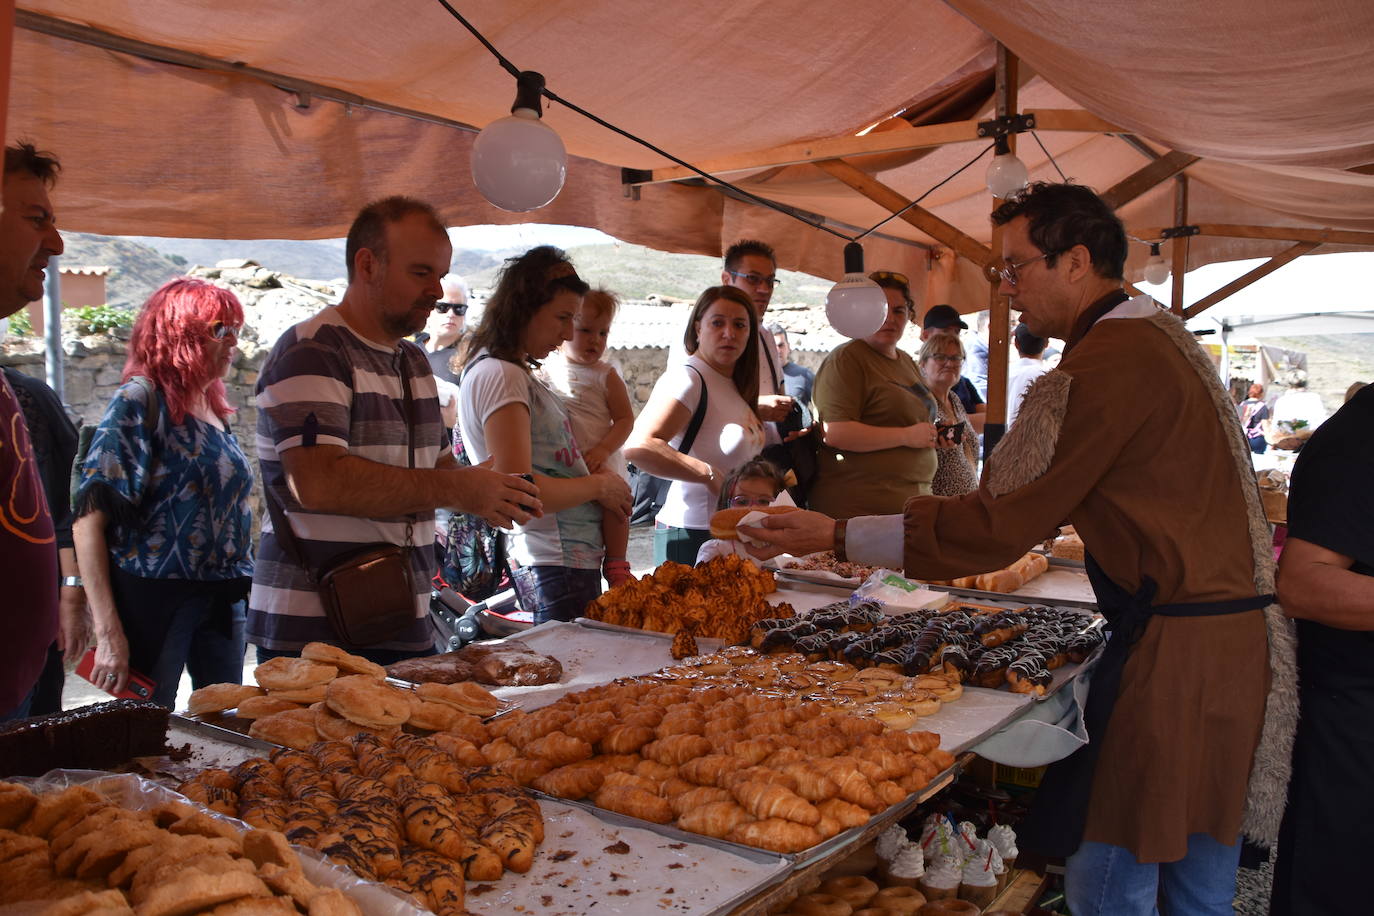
xmin=708 ymin=505 xmax=799 ymax=540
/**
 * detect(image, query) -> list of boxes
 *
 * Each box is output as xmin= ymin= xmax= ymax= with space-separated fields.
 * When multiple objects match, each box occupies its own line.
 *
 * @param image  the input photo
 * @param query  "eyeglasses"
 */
xmin=989 ymin=252 xmax=1055 ymax=287
xmin=728 ymin=495 xmax=774 ymax=508
xmin=726 ymin=270 xmax=780 ymax=289
xmin=209 ymin=321 xmax=242 ymax=340
xmin=927 ymin=354 xmax=964 ymax=364
xmin=434 ymin=301 xmax=468 ymax=315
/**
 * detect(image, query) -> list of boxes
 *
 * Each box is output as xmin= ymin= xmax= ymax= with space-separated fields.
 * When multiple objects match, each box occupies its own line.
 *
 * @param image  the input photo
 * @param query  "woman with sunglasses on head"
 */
xmin=457 ymin=247 xmax=632 ymax=623
xmin=73 ymin=278 xmax=254 ymax=708
xmin=625 ymin=286 xmax=766 ymax=565
xmin=917 ymin=334 xmax=979 ymax=496
xmin=808 ymin=271 xmax=949 ymax=519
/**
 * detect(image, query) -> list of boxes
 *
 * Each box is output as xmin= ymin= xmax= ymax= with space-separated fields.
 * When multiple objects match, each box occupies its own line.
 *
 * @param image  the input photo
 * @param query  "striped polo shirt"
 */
xmin=247 ymin=307 xmax=443 ymax=653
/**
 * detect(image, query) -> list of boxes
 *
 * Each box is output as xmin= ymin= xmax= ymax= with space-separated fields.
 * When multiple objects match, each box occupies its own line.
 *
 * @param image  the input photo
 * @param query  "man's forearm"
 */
xmin=288 ymin=452 xmax=476 ymax=517
xmin=1279 ymin=559 xmax=1374 ymax=629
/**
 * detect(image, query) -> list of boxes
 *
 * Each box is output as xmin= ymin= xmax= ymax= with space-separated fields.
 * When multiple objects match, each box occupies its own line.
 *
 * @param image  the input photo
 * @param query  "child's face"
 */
xmin=728 ymin=475 xmax=779 ymax=508
xmin=563 ymin=307 xmax=612 ymax=365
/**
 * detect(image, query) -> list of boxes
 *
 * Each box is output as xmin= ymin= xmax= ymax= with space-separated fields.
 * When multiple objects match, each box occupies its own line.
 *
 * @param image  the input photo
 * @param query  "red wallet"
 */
xmin=75 ymin=648 xmax=156 ymax=701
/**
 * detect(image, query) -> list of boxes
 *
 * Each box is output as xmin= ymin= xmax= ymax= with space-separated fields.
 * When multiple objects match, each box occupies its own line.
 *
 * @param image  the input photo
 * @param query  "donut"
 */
xmin=819 ymin=875 xmax=879 ymax=908
xmin=871 ymin=886 xmax=926 ymax=913
xmin=916 ymin=900 xmax=980 ymax=916
xmin=791 ymin=893 xmax=854 ymax=916
xmin=708 ymin=505 xmax=799 ymax=539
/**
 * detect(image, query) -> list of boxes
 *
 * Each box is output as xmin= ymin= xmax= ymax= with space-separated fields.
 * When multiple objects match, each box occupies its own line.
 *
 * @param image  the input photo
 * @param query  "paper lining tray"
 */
xmin=520 ymin=793 xmax=791 ymax=916
xmin=925 ymin=570 xmax=1099 ymax=609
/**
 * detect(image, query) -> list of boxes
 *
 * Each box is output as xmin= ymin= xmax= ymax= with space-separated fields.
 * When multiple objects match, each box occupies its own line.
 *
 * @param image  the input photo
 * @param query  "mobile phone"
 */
xmin=936 ymin=423 xmax=965 ymax=445
xmin=515 ymin=473 xmax=537 ymax=514
xmin=75 ymin=647 xmax=156 ymax=701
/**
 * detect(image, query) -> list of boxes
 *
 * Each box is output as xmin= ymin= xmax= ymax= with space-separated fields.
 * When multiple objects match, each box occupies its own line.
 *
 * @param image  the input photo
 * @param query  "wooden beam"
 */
xmin=1100 ymin=151 xmax=1200 ymax=211
xmin=635 ymin=107 xmax=1125 ymax=185
xmin=1132 ymin=223 xmax=1374 ymax=248
xmin=1182 ymin=242 xmax=1319 ymax=319
xmin=811 ymin=159 xmax=993 ymax=267
xmin=1169 ymin=177 xmax=1189 ymax=315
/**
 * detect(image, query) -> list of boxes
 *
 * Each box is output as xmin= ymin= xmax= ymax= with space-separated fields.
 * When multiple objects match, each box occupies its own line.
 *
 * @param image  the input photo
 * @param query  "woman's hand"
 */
xmin=582 ymin=445 xmax=609 ymax=473
xmin=92 ymin=622 xmax=131 ymax=695
xmin=594 ymin=468 xmax=632 ymax=520
xmin=905 ymin=422 xmax=941 ymax=449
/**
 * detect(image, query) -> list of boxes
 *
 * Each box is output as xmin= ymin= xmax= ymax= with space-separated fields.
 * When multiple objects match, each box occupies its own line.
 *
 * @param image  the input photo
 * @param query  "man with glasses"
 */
xmin=419 ymin=275 xmax=469 ymax=386
xmin=743 ymin=181 xmax=1290 ymax=916
xmin=919 ymin=303 xmax=986 ymax=431
xmin=720 ymin=239 xmax=794 ymax=432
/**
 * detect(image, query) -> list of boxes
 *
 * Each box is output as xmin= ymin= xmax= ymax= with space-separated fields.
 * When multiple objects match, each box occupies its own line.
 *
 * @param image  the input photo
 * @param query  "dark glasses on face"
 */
xmin=434 ymin=301 xmax=467 ymax=315
xmin=209 ymin=321 xmax=242 ymax=340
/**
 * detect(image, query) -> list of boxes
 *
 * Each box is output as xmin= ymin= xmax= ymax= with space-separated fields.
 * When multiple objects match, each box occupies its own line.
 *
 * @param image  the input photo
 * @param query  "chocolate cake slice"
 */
xmin=0 ymin=699 xmax=169 ymax=777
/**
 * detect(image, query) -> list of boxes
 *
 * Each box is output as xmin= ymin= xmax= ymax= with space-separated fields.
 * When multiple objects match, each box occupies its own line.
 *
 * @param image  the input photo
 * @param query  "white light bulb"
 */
xmin=471 ymin=108 xmax=567 ymax=212
xmin=986 ymin=152 xmax=1029 ymax=199
xmin=826 ymin=275 xmax=888 ymax=339
xmin=1142 ymin=255 xmax=1170 ymax=286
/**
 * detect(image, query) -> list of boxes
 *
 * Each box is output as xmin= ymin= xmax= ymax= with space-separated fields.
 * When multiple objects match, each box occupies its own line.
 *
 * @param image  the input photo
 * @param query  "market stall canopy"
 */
xmin=9 ymin=0 xmax=1374 ymax=311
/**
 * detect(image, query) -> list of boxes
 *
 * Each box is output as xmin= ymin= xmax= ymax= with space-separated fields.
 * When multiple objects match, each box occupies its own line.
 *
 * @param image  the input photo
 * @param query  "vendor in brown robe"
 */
xmin=743 ymin=183 xmax=1296 ymax=916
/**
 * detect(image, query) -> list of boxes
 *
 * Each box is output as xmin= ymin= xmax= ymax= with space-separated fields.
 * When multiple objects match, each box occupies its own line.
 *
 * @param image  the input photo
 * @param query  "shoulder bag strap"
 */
xmin=677 ymin=365 xmax=709 ymax=454
xmin=761 ymin=333 xmax=781 ymax=394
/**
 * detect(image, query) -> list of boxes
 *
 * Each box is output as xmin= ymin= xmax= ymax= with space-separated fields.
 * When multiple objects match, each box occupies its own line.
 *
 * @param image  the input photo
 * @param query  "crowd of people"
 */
xmin=1 ymin=142 xmax=1368 ymax=916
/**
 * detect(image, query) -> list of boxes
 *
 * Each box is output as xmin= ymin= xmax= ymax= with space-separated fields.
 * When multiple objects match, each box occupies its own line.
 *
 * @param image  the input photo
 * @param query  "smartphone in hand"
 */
xmin=75 ymin=648 xmax=156 ymax=701
xmin=936 ymin=423 xmax=965 ymax=445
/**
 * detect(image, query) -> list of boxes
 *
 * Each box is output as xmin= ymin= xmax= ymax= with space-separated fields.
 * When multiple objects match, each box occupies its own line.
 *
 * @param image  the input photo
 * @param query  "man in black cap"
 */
xmin=920 ymin=304 xmax=985 ymax=430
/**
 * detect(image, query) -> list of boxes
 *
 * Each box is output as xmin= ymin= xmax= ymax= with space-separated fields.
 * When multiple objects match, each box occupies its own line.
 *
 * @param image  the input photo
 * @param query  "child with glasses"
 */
xmin=539 ymin=289 xmax=636 ymax=586
xmin=694 ymin=458 xmax=789 ymax=565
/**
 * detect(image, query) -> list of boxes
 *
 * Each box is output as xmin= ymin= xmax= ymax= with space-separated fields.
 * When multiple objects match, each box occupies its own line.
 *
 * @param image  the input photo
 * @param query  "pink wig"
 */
xmin=123 ymin=277 xmax=244 ymax=424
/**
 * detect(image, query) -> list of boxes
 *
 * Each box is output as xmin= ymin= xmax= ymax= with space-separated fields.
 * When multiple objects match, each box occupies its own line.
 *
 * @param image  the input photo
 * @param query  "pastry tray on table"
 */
xmin=475 ymin=795 xmax=790 ymax=916
xmin=923 ymin=566 xmax=1099 ymax=609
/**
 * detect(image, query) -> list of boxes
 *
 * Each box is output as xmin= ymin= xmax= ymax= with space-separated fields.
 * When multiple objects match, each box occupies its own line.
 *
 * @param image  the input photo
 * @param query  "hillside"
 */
xmin=122 ymin=236 xmax=349 ymax=281
xmin=59 ymin=233 xmax=183 ymax=308
xmin=1265 ymin=333 xmax=1374 ymax=414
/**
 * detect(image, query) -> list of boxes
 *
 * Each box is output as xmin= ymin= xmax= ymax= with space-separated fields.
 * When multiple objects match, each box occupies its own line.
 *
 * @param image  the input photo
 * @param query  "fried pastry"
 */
xmin=235 ymin=695 xmax=305 ymax=720
xmin=414 ymin=682 xmax=503 ymax=718
xmin=249 ymin=709 xmax=320 ymax=750
xmin=325 ymin=675 xmax=410 ymax=727
xmin=300 ymin=642 xmax=388 ymax=679
xmin=188 ymin=684 xmax=264 ymax=717
xmin=254 ymin=657 xmax=337 ymax=691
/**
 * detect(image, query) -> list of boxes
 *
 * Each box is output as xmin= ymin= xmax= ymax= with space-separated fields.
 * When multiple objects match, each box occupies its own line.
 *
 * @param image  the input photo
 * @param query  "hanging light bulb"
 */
xmin=826 ymin=242 xmax=889 ymax=339
xmin=985 ymin=135 xmax=1029 ymax=199
xmin=1143 ymin=242 xmax=1170 ymax=285
xmin=471 ymin=71 xmax=567 ymax=212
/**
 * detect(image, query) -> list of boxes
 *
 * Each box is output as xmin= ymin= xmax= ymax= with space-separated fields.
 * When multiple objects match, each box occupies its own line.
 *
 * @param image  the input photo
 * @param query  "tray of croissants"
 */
xmin=182 ymin=642 xmax=514 ymax=752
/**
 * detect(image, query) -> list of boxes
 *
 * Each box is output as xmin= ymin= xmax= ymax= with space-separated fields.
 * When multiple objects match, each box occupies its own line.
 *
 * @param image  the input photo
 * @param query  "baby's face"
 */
xmin=563 ymin=308 xmax=612 ymax=365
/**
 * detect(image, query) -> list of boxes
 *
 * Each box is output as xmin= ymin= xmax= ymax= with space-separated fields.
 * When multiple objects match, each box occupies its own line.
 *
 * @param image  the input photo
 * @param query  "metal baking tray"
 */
xmin=170 ymin=713 xmax=278 ymax=753
xmin=571 ymin=617 xmax=725 ymax=653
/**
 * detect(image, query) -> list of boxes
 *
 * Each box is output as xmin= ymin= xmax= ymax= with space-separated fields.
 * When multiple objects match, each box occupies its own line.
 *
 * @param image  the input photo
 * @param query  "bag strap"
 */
xmin=677 ymin=365 xmax=709 ymax=455
xmin=761 ymin=333 xmax=781 ymax=394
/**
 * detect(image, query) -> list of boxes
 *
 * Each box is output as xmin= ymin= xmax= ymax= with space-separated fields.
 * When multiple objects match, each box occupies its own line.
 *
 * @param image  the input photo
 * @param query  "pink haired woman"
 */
xmin=74 ymin=278 xmax=254 ymax=708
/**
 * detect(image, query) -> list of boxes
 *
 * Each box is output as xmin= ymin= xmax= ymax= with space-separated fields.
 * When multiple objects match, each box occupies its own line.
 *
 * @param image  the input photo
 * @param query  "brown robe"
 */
xmin=900 ymin=304 xmax=1295 ymax=862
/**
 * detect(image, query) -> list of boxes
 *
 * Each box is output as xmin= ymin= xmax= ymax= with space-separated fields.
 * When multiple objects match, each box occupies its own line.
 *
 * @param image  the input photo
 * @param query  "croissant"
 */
xmin=533 ymin=764 xmax=606 ymax=800
xmin=874 ymin=779 xmax=907 ymax=807
xmin=676 ymin=800 xmax=755 ymax=839
xmin=480 ymin=815 xmax=539 ymax=873
xmin=484 ymin=709 xmax=525 ymax=739
xmin=618 ymin=707 xmax=665 ymax=730
xmin=598 ymin=724 xmax=655 ymax=755
xmin=815 ymin=761 xmax=883 ymax=812
xmin=592 ymin=785 xmax=673 ymax=824
xmin=562 ymin=711 xmax=617 ymax=746
xmin=725 ymin=766 xmax=799 ymax=794
xmin=730 ymin=780 xmax=820 ymax=826
xmin=854 ymin=747 xmax=907 ymax=782
xmin=654 ymin=712 xmax=706 ymax=738
xmin=493 ymin=757 xmax=553 ymax=786
xmin=816 ymin=815 xmax=842 ymax=839
xmin=444 ymin=714 xmax=490 ymax=748
xmin=779 ymin=764 xmax=839 ymax=803
xmin=727 ymin=817 xmax=823 ymax=853
xmin=764 ymin=747 xmax=809 ymax=768
xmin=816 ymin=797 xmax=871 ymax=829
xmin=597 ymin=753 xmax=643 ymax=773
xmin=633 ymin=759 xmax=679 ymax=783
xmin=507 ymin=709 xmax=574 ymax=748
xmin=660 ymin=777 xmax=694 ymax=799
xmin=642 ymin=734 xmax=712 ymax=766
xmin=726 ymin=736 xmax=779 ymax=766
xmin=679 ymin=755 xmax=746 ymax=788
xmin=402 ymin=788 xmax=476 ymax=863
xmin=399 ymin=847 xmax=466 ymax=916
xmin=480 ymin=737 xmax=519 ymax=765
xmin=669 ymin=785 xmax=733 ymax=819
xmin=600 ymin=771 xmax=661 ymax=795
xmin=523 ymin=731 xmax=594 ymax=767
xmin=927 ymin=748 xmax=956 ymax=771
xmin=425 ymin=734 xmax=487 ymax=769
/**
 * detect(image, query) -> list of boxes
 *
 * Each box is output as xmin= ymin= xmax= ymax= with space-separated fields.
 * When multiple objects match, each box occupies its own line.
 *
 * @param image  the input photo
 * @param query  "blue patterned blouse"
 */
xmin=75 ymin=379 xmax=254 ymax=580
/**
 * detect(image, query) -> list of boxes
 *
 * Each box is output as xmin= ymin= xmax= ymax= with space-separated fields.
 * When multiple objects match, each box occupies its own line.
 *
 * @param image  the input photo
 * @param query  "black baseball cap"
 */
xmin=922 ymin=304 xmax=969 ymax=331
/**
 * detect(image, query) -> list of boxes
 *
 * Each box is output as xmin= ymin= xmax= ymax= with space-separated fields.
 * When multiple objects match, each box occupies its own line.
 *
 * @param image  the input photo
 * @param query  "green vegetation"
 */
xmin=7 ymin=309 xmax=33 ymax=336
xmin=65 ymin=304 xmax=136 ymax=335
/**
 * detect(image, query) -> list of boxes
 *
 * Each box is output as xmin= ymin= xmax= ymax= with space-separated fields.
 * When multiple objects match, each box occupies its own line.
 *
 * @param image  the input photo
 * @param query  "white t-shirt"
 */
xmin=1006 ymin=356 xmax=1050 ymax=428
xmin=653 ymin=355 xmax=765 ymax=530
xmin=457 ymin=351 xmax=602 ymax=570
xmin=669 ymin=327 xmax=784 ymax=445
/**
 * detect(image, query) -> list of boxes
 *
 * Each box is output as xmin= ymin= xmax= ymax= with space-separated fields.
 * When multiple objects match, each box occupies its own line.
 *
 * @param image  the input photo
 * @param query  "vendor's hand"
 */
xmin=582 ymin=446 xmax=609 ymax=473
xmin=740 ymin=509 xmax=838 ymax=560
xmin=757 ymin=394 xmax=795 ymax=423
xmin=906 ymin=422 xmax=941 ymax=449
xmin=455 ymin=465 xmax=543 ymax=529
xmin=57 ymin=586 xmax=92 ymax=665
xmin=593 ymin=468 xmax=632 ymax=520
xmin=92 ymin=625 xmax=130 ymax=696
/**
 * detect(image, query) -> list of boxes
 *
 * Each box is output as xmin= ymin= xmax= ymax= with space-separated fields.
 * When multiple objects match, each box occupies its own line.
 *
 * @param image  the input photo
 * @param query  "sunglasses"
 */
xmin=208 ymin=321 xmax=242 ymax=340
xmin=434 ymin=301 xmax=468 ymax=315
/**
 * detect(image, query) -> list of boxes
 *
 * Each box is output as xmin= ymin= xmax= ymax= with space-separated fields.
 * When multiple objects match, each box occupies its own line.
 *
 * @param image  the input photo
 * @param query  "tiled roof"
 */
xmin=60 ymin=265 xmax=111 ymax=277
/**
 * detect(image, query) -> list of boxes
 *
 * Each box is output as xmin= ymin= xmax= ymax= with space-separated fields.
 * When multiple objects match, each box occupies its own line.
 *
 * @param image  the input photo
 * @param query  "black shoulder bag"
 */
xmin=263 ymin=353 xmax=418 ymax=647
xmin=630 ymin=366 xmax=708 ymax=526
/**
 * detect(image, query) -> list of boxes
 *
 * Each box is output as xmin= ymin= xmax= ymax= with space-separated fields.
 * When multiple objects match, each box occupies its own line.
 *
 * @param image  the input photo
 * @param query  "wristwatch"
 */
xmin=60 ymin=576 xmax=84 ymax=588
xmin=833 ymin=518 xmax=849 ymax=563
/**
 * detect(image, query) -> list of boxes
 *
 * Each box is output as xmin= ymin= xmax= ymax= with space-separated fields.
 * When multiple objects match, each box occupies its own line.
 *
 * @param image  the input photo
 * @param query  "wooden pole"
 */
xmin=1169 ymin=176 xmax=1189 ymax=314
xmin=984 ymin=44 xmax=1016 ymax=456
